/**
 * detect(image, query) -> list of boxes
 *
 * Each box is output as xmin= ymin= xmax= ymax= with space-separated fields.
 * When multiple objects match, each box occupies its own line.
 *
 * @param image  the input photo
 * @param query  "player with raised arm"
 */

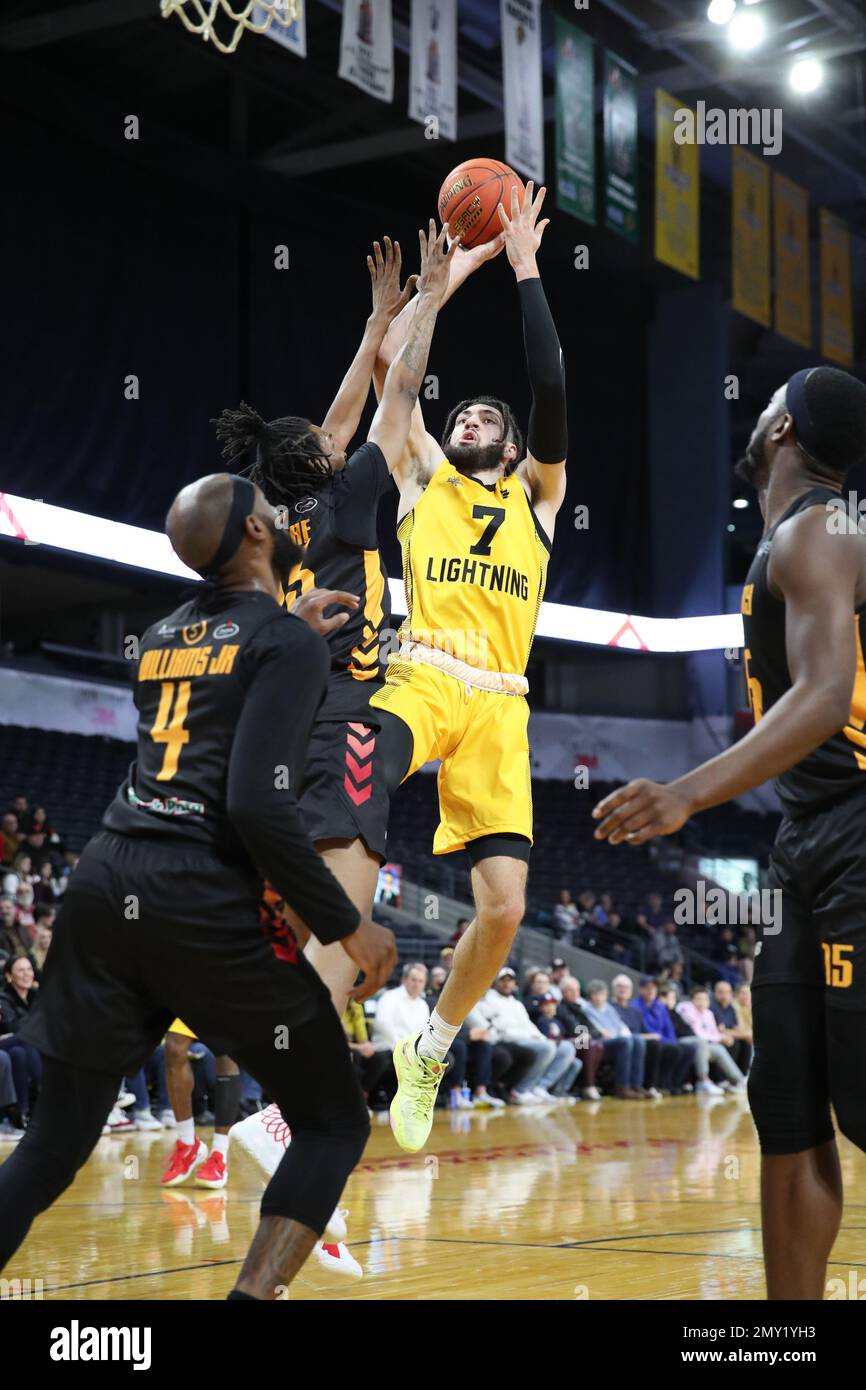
xmin=593 ymin=366 xmax=866 ymax=1302
xmin=369 ymin=183 xmax=569 ymax=1152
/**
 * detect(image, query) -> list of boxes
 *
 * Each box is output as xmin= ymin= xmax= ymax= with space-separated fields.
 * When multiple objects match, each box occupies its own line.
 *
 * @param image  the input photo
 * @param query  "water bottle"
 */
xmin=448 ymin=1087 xmax=459 ymax=1110
xmin=461 ymin=1081 xmax=472 ymax=1107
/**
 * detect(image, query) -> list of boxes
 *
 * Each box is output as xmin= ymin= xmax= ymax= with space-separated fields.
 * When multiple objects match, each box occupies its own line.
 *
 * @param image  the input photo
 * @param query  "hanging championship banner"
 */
xmin=253 ymin=1 xmax=306 ymax=56
xmin=409 ymin=0 xmax=457 ymax=142
xmin=655 ymin=88 xmax=699 ymax=279
xmin=603 ymin=50 xmax=638 ymax=243
xmin=501 ymin=0 xmax=544 ymax=183
xmin=732 ymin=148 xmax=770 ymax=327
xmin=773 ymin=173 xmax=811 ymax=349
xmin=554 ymin=16 xmax=595 ymax=224
xmin=820 ymin=210 xmax=854 ymax=368
xmin=339 ymin=0 xmax=394 ymax=103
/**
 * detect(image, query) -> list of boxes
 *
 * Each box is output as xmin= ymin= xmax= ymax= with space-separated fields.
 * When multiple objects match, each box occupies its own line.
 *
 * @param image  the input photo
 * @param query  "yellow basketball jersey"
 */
xmin=397 ymin=458 xmax=550 ymax=674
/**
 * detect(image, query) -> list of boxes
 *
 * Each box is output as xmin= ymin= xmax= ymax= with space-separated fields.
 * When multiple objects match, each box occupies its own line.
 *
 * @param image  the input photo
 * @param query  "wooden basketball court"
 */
xmin=4 ymin=1094 xmax=865 ymax=1301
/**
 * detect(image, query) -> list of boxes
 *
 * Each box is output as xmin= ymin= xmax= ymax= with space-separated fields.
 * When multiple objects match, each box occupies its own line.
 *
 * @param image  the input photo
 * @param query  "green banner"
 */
xmin=554 ymin=17 xmax=595 ymax=225
xmin=603 ymin=49 xmax=639 ymax=244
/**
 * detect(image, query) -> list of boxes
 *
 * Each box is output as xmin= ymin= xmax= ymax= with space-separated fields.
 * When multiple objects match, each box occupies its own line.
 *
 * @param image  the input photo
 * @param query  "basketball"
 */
xmin=437 ymin=157 xmax=524 ymax=249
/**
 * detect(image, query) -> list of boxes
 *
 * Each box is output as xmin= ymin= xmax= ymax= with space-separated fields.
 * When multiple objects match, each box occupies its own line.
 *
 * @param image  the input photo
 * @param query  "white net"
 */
xmin=161 ymin=0 xmax=301 ymax=54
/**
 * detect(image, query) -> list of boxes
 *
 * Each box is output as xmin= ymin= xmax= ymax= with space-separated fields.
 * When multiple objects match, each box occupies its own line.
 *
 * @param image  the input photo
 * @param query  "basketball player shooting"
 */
xmin=593 ymin=366 xmax=866 ymax=1301
xmin=370 ymin=181 xmax=568 ymax=1152
xmin=0 ymin=474 xmax=398 ymax=1299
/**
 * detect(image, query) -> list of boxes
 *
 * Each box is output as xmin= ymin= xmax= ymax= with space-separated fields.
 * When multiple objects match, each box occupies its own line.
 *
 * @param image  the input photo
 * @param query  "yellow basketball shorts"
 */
xmin=369 ymin=660 xmax=533 ymax=855
xmin=168 ymin=1018 xmax=197 ymax=1040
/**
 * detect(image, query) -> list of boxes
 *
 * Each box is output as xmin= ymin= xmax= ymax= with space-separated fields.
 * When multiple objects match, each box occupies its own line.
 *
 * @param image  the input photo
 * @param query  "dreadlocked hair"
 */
xmin=211 ymin=401 xmax=333 ymax=507
xmin=441 ymin=395 xmax=525 ymax=477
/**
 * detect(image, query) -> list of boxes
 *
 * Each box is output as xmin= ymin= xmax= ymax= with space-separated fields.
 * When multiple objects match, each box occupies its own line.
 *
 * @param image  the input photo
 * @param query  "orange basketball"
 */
xmin=437 ymin=158 xmax=525 ymax=249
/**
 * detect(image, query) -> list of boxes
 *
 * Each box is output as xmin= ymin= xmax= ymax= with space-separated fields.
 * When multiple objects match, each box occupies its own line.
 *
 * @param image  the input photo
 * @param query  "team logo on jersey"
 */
xmin=213 ymin=621 xmax=240 ymax=640
xmin=446 ymin=476 xmax=463 ymax=488
xmin=295 ymin=496 xmax=318 ymax=514
xmin=157 ymin=623 xmax=177 ymax=637
xmin=181 ymin=621 xmax=208 ymax=646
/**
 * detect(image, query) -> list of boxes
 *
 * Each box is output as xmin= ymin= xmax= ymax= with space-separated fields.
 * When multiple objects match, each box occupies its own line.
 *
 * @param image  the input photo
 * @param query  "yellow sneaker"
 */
xmin=389 ymin=1035 xmax=446 ymax=1153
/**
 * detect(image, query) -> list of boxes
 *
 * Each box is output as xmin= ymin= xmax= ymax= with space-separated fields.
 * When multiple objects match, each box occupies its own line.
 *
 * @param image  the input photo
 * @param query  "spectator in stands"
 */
xmin=609 ymin=934 xmax=634 ymax=969
xmin=1 ymin=815 xmax=20 ymax=867
xmin=2 ymin=852 xmax=33 ymax=898
xmin=534 ymin=993 xmax=580 ymax=1100
xmin=0 ymin=955 xmax=43 ymax=1127
xmin=9 ymin=797 xmax=28 ymax=820
xmin=641 ymin=891 xmax=666 ymax=929
xmin=438 ymin=947 xmax=454 ymax=975
xmin=371 ymin=963 xmax=430 ymax=1051
xmin=738 ymin=925 xmax=757 ymax=961
xmin=734 ymin=983 xmax=752 ymax=1034
xmin=25 ymin=806 xmax=55 ymax=841
xmin=23 ymin=828 xmax=50 ymax=865
xmin=552 ymin=890 xmax=580 ymax=942
xmin=664 ymin=959 xmax=687 ymax=998
xmin=524 ymin=970 xmax=553 ymax=1014
xmin=632 ymin=976 xmax=695 ymax=1095
xmin=33 ymin=861 xmax=58 ymax=909
xmin=448 ymin=917 xmax=471 ymax=946
xmin=712 ymin=926 xmax=738 ymax=962
xmin=548 ymin=958 xmax=568 ymax=1001
xmin=592 ymin=892 xmax=615 ymax=927
xmin=476 ymin=968 xmax=558 ymax=1104
xmin=711 ymin=980 xmax=753 ymax=1075
xmin=425 ymin=965 xmax=447 ymax=1011
xmin=581 ymin=980 xmax=647 ymax=1099
xmin=13 ymin=885 xmax=35 ymax=944
xmin=557 ymin=976 xmax=605 ymax=1100
xmin=611 ymin=973 xmax=683 ymax=1099
xmin=0 ymin=1051 xmax=21 ymax=1140
xmin=0 ymin=898 xmax=24 ymax=959
xmin=657 ymin=984 xmax=719 ymax=1095
xmin=343 ymin=999 xmax=392 ymax=1110
xmin=56 ymin=850 xmax=79 ymax=893
xmin=28 ymin=911 xmax=54 ymax=980
xmin=676 ymin=987 xmax=747 ymax=1090
xmin=460 ymin=1008 xmax=507 ymax=1108
xmin=652 ymin=919 xmax=684 ymax=973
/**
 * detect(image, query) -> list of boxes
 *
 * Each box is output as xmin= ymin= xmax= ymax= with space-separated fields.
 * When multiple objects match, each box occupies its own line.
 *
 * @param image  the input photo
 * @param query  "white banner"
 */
xmin=501 ymin=0 xmax=544 ymax=183
xmin=409 ymin=0 xmax=457 ymax=142
xmin=339 ymin=0 xmax=394 ymax=103
xmin=0 ymin=669 xmax=137 ymax=743
xmin=253 ymin=1 xmax=306 ymax=57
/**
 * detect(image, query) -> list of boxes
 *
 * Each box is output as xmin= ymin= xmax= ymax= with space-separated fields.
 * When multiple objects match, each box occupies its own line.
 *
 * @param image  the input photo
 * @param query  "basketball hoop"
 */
xmin=161 ymin=0 xmax=301 ymax=54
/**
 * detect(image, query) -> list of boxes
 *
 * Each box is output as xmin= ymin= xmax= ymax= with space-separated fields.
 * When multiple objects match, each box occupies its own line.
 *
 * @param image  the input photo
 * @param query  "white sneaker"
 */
xmin=314 ymin=1240 xmax=363 ymax=1278
xmin=116 ymin=1090 xmax=136 ymax=1110
xmin=0 ymin=1120 xmax=24 ymax=1141
xmin=554 ymin=1094 xmax=578 ymax=1105
xmin=532 ymin=1087 xmax=556 ymax=1103
xmin=509 ymin=1090 xmax=537 ymax=1105
xmin=581 ymin=1086 xmax=602 ymax=1101
xmin=695 ymin=1079 xmax=724 ymax=1096
xmin=134 ymin=1110 xmax=163 ymax=1131
xmin=107 ymin=1106 xmax=133 ymax=1130
xmin=647 ymin=1087 xmax=663 ymax=1100
xmin=229 ymin=1103 xmax=290 ymax=1178
xmin=473 ymin=1090 xmax=506 ymax=1109
xmin=454 ymin=1095 xmax=475 ymax=1110
xmin=158 ymin=1109 xmax=177 ymax=1128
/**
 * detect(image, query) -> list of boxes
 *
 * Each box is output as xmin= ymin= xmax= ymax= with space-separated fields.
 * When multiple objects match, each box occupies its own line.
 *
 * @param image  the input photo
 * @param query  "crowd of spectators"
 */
xmin=548 ymin=886 xmax=757 ymax=994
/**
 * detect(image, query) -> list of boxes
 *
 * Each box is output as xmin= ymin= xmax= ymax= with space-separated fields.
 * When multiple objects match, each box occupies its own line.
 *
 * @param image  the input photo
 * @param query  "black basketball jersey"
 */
xmin=281 ymin=440 xmax=393 ymax=713
xmin=104 ymin=587 xmax=323 ymax=858
xmin=741 ymin=485 xmax=866 ymax=816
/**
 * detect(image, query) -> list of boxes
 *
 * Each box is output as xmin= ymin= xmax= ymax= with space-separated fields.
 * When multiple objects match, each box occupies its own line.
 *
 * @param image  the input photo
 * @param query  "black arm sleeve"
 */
xmin=518 ymin=278 xmax=568 ymax=465
xmin=332 ymin=441 xmax=392 ymax=548
xmin=226 ymin=615 xmax=361 ymax=945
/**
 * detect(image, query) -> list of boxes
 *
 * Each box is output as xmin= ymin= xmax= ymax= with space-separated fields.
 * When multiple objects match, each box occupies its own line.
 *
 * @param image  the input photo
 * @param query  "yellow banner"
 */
xmin=655 ymin=89 xmax=699 ymax=280
xmin=820 ymin=210 xmax=854 ymax=368
xmin=773 ymin=173 xmax=811 ymax=349
xmin=732 ymin=148 xmax=770 ymax=327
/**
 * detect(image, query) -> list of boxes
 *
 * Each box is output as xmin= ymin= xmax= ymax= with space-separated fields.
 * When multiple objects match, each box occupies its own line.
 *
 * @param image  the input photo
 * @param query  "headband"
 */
xmin=199 ymin=476 xmax=257 ymax=578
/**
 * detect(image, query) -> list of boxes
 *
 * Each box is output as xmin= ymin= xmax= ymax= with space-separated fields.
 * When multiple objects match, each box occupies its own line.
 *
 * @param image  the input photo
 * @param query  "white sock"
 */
xmin=178 ymin=1118 xmax=195 ymax=1145
xmin=211 ymin=1132 xmax=229 ymax=1157
xmin=417 ymin=1009 xmax=461 ymax=1062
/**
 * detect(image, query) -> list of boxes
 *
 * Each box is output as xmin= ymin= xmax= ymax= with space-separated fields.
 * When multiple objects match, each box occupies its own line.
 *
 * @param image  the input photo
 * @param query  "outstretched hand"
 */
xmin=417 ymin=218 xmax=460 ymax=304
xmin=592 ymin=779 xmax=693 ymax=846
xmin=497 ymin=181 xmax=549 ymax=276
xmin=368 ymin=236 xmax=417 ymax=327
xmin=290 ymin=587 xmax=359 ymax=636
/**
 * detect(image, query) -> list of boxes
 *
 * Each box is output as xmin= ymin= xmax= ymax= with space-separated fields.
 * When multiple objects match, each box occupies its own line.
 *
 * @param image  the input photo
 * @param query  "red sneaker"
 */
xmin=194 ymin=1150 xmax=228 ymax=1189
xmin=161 ymin=1137 xmax=208 ymax=1187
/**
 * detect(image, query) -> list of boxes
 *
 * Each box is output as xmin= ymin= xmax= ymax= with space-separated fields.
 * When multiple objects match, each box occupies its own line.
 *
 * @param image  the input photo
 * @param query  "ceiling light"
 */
xmin=790 ymin=58 xmax=823 ymax=93
xmin=729 ymin=10 xmax=765 ymax=49
xmin=707 ymin=0 xmax=736 ymax=23
xmin=733 ymin=498 xmax=749 ymax=509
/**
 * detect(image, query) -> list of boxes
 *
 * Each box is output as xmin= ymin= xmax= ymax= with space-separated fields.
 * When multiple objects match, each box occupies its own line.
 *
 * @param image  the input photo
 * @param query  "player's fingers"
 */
xmin=418 ymin=225 xmax=428 ymax=258
xmin=608 ymin=807 xmax=657 ymax=846
xmin=497 ymin=201 xmax=510 ymax=230
xmin=383 ymin=235 xmax=393 ymax=265
xmin=593 ymin=795 xmax=646 ymax=841
xmin=533 ymin=184 xmax=547 ymax=215
xmin=318 ymin=590 xmax=360 ymax=607
xmin=393 ymin=239 xmax=401 ymax=273
xmin=537 ymin=218 xmax=550 ymax=237
xmin=592 ymin=786 xmax=632 ymax=818
xmin=373 ymin=241 xmax=384 ymax=274
xmin=366 ymin=255 xmax=375 ymax=277
xmin=512 ymin=183 xmax=523 ymax=216
xmin=320 ymin=613 xmax=351 ymax=633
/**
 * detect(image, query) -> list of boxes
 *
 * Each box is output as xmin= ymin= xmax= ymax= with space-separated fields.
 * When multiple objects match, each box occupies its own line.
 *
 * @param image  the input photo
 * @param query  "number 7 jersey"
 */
xmin=397 ymin=457 xmax=551 ymax=674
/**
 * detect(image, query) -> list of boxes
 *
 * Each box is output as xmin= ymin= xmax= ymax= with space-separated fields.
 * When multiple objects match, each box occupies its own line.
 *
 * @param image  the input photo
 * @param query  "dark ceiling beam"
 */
xmin=0 ymin=0 xmax=154 ymax=50
xmin=260 ymin=98 xmax=555 ymax=176
xmin=806 ymin=0 xmax=866 ymax=35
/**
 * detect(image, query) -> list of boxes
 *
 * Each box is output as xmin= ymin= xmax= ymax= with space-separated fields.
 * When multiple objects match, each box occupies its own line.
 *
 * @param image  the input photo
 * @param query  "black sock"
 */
xmin=227 ymin=1290 xmax=259 ymax=1300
